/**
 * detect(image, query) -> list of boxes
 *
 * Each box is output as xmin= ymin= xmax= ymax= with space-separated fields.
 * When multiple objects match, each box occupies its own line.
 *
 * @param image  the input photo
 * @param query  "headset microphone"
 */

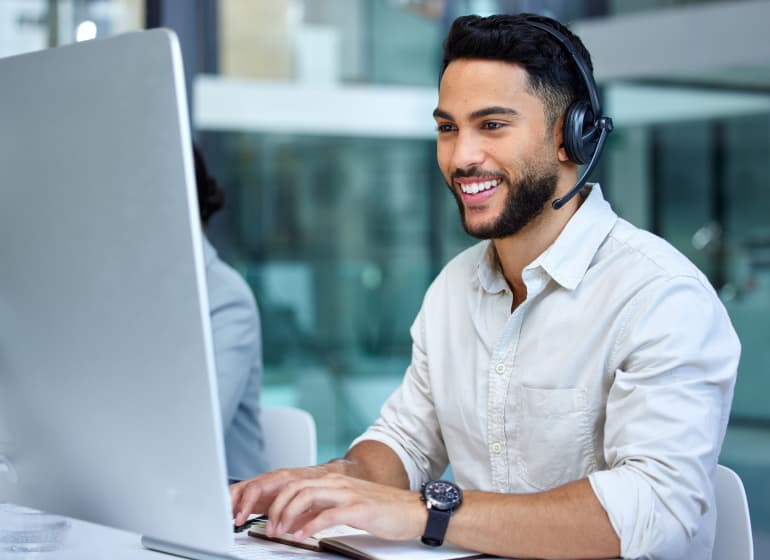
xmin=552 ymin=116 xmax=613 ymax=209
xmin=523 ymin=19 xmax=614 ymax=211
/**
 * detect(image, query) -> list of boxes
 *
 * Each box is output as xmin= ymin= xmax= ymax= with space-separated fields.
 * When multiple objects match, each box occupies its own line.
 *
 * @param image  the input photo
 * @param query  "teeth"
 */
xmin=460 ymin=179 xmax=499 ymax=194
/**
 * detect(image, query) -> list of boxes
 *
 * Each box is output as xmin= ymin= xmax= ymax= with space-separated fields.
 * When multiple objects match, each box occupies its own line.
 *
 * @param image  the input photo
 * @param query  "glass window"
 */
xmin=201 ymin=130 xmax=465 ymax=457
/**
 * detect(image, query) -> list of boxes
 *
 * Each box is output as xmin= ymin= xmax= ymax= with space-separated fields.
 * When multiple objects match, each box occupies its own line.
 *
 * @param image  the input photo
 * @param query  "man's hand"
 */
xmin=230 ymin=441 xmax=410 ymax=529
xmin=264 ymin=473 xmax=426 ymax=542
xmin=230 ymin=466 xmax=331 ymax=526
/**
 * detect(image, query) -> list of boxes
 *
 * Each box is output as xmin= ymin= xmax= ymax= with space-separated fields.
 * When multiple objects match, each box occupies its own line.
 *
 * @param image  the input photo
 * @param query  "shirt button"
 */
xmin=491 ymin=442 xmax=503 ymax=454
xmin=495 ymin=362 xmax=506 ymax=374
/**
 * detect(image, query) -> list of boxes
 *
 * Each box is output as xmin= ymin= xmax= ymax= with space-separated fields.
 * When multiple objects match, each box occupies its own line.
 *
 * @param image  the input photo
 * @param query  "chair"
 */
xmin=713 ymin=464 xmax=754 ymax=560
xmin=261 ymin=406 xmax=317 ymax=470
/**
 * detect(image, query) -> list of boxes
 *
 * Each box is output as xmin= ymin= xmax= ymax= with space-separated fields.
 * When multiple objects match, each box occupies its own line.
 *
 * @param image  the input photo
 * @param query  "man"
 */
xmin=231 ymin=14 xmax=739 ymax=559
xmin=194 ymin=145 xmax=268 ymax=480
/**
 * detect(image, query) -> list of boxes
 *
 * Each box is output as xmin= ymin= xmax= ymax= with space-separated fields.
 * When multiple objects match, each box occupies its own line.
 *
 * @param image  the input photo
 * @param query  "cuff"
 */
xmin=350 ymin=431 xmax=425 ymax=491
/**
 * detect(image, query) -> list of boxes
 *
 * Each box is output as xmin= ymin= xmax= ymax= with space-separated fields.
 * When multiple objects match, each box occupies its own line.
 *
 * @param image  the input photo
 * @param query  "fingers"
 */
xmin=260 ymin=474 xmax=424 ymax=543
xmin=230 ymin=469 xmax=293 ymax=526
xmin=229 ymin=480 xmax=249 ymax=520
xmin=269 ymin=473 xmax=349 ymax=515
xmin=294 ymin=506 xmax=364 ymax=541
xmin=232 ymin=479 xmax=266 ymax=526
xmin=266 ymin=474 xmax=370 ymax=537
xmin=230 ymin=467 xmax=334 ymax=526
xmin=268 ymin=484 xmax=354 ymax=537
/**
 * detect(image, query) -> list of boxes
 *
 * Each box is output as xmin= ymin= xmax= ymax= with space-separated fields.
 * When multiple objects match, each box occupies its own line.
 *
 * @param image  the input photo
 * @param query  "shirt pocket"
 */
xmin=513 ymin=385 xmax=596 ymax=491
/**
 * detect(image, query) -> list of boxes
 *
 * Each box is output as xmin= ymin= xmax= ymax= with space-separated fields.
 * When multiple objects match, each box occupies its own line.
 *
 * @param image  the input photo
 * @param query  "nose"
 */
xmin=449 ymin=130 xmax=485 ymax=171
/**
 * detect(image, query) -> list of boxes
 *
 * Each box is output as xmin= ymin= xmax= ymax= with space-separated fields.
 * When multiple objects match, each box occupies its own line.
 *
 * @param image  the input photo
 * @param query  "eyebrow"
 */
xmin=432 ymin=108 xmax=453 ymax=120
xmin=432 ymin=106 xmax=519 ymax=121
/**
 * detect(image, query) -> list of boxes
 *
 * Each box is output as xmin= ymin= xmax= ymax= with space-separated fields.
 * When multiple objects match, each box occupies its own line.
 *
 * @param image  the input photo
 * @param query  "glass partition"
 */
xmin=200 ymin=129 xmax=469 ymax=455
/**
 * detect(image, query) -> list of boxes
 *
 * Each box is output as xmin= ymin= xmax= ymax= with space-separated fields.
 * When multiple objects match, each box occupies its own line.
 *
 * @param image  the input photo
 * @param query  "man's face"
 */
xmin=434 ymin=59 xmax=561 ymax=239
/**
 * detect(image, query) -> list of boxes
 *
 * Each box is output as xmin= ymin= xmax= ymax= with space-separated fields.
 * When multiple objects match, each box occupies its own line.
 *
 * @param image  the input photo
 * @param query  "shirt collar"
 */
xmin=477 ymin=241 xmax=508 ymax=293
xmin=476 ymin=184 xmax=617 ymax=293
xmin=533 ymin=184 xmax=617 ymax=290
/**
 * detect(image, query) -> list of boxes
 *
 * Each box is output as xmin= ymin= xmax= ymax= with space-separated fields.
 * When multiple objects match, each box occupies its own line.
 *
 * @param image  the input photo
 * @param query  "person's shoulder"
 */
xmin=206 ymin=254 xmax=258 ymax=312
xmin=430 ymin=240 xmax=488 ymax=285
xmin=604 ymin=219 xmax=739 ymax=357
xmin=442 ymin=240 xmax=490 ymax=275
xmin=604 ymin=218 xmax=708 ymax=285
xmin=423 ymin=240 xmax=489 ymax=302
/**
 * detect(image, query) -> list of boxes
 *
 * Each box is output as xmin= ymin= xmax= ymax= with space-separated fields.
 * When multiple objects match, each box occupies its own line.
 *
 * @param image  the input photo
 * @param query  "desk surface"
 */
xmin=20 ymin=517 xmax=621 ymax=560
xmin=21 ymin=517 xmax=338 ymax=560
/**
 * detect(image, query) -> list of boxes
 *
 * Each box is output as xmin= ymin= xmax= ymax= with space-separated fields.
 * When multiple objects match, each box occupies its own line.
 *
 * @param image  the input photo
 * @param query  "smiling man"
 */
xmin=434 ymin=67 xmax=560 ymax=242
xmin=231 ymin=14 xmax=740 ymax=559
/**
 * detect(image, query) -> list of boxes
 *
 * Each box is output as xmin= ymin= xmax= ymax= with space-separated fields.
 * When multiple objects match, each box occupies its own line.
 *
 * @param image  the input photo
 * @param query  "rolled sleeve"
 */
xmin=591 ymin=275 xmax=740 ymax=559
xmin=351 ymin=307 xmax=449 ymax=490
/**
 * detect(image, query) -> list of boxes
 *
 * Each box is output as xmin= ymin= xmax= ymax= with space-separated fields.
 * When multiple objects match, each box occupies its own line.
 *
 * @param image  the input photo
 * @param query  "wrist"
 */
xmin=420 ymin=480 xmax=463 ymax=546
xmin=317 ymin=459 xmax=351 ymax=478
xmin=413 ymin=493 xmax=430 ymax=539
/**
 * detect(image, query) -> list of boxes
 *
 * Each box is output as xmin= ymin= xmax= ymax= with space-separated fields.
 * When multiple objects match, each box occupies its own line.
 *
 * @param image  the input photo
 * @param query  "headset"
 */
xmin=524 ymin=20 xmax=614 ymax=210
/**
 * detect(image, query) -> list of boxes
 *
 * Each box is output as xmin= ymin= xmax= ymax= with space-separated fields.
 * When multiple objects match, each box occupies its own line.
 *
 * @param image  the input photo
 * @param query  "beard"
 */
xmin=449 ymin=158 xmax=559 ymax=240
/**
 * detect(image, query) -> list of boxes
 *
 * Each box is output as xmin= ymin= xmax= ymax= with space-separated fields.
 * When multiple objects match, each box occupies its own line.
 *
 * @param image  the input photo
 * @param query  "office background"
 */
xmin=2 ymin=0 xmax=768 ymax=555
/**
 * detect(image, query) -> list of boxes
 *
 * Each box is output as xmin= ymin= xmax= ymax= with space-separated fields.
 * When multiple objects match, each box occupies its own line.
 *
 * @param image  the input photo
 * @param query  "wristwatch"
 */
xmin=420 ymin=479 xmax=463 ymax=546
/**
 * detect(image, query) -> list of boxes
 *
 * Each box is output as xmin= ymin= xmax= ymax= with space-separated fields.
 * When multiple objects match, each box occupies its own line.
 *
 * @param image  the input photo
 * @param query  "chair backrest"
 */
xmin=261 ymin=406 xmax=317 ymax=470
xmin=713 ymin=464 xmax=754 ymax=560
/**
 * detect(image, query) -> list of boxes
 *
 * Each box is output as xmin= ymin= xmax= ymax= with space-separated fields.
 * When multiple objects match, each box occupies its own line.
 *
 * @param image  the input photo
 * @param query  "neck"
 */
xmin=492 ymin=178 xmax=583 ymax=302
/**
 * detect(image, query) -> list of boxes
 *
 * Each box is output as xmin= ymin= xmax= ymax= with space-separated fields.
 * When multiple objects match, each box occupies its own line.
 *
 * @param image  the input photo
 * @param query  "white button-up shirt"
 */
xmin=353 ymin=185 xmax=740 ymax=559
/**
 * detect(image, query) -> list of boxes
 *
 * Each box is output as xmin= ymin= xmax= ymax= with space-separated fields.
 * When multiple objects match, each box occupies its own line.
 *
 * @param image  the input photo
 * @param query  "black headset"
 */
xmin=524 ymin=20 xmax=614 ymax=210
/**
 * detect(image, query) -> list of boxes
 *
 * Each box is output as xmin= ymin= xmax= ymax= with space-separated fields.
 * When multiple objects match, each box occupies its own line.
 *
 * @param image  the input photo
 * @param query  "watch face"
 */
xmin=424 ymin=480 xmax=462 ymax=511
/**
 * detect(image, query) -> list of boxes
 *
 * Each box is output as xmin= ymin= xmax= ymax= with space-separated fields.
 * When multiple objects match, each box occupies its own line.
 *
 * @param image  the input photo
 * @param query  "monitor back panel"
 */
xmin=0 ymin=30 xmax=232 ymax=551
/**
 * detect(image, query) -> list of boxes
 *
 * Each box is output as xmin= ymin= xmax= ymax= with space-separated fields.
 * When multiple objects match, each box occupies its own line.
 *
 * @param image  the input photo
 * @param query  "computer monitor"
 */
xmin=0 ymin=30 xmax=242 ymax=558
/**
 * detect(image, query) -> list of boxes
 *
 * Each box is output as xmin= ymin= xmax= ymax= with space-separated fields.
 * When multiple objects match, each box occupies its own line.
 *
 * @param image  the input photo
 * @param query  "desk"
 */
xmin=13 ymin=518 xmax=622 ymax=560
xmin=18 ymin=517 xmax=338 ymax=560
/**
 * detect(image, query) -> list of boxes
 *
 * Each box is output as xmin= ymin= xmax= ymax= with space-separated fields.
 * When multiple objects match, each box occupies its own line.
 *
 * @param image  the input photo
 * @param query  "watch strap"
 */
xmin=421 ymin=507 xmax=452 ymax=547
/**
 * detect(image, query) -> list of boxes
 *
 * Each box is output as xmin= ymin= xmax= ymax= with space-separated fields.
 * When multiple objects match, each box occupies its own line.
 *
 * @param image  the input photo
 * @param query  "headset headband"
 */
xmin=523 ymin=20 xmax=602 ymax=122
xmin=523 ymin=18 xmax=614 ymax=210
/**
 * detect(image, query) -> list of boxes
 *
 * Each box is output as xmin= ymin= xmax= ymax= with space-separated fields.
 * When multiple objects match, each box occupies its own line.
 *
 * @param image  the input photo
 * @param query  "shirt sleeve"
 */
xmin=351 ymin=303 xmax=449 ymax=490
xmin=588 ymin=274 xmax=740 ymax=559
xmin=208 ymin=266 xmax=262 ymax=430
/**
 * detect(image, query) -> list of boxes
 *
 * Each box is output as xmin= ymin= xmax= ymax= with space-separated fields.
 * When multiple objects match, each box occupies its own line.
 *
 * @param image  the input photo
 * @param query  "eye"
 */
xmin=482 ymin=121 xmax=505 ymax=130
xmin=436 ymin=123 xmax=456 ymax=133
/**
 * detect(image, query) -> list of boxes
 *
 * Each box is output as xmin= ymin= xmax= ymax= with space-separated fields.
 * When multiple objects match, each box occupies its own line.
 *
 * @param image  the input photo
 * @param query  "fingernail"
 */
xmin=265 ymin=520 xmax=274 ymax=535
xmin=276 ymin=522 xmax=285 ymax=534
xmin=294 ymin=530 xmax=304 ymax=540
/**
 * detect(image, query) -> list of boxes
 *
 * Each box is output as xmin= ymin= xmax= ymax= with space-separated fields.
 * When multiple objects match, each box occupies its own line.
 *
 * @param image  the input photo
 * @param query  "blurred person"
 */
xmin=230 ymin=14 xmax=739 ymax=559
xmin=194 ymin=144 xmax=268 ymax=480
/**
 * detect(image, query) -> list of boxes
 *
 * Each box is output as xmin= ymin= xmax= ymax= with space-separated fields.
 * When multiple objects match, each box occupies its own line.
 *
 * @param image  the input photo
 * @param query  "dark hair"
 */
xmin=193 ymin=143 xmax=225 ymax=225
xmin=440 ymin=13 xmax=593 ymax=129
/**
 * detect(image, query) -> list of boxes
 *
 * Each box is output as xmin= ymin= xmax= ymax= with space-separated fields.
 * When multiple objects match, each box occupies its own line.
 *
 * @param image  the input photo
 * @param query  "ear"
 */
xmin=552 ymin=115 xmax=570 ymax=163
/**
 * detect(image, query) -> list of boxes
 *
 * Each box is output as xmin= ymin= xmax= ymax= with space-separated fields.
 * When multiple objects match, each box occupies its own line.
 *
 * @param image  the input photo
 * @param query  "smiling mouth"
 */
xmin=457 ymin=178 xmax=502 ymax=195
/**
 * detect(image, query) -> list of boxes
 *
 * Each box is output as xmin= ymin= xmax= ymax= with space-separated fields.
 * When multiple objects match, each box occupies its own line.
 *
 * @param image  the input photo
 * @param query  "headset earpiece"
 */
xmin=523 ymin=18 xmax=613 ymax=209
xmin=563 ymin=99 xmax=596 ymax=165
